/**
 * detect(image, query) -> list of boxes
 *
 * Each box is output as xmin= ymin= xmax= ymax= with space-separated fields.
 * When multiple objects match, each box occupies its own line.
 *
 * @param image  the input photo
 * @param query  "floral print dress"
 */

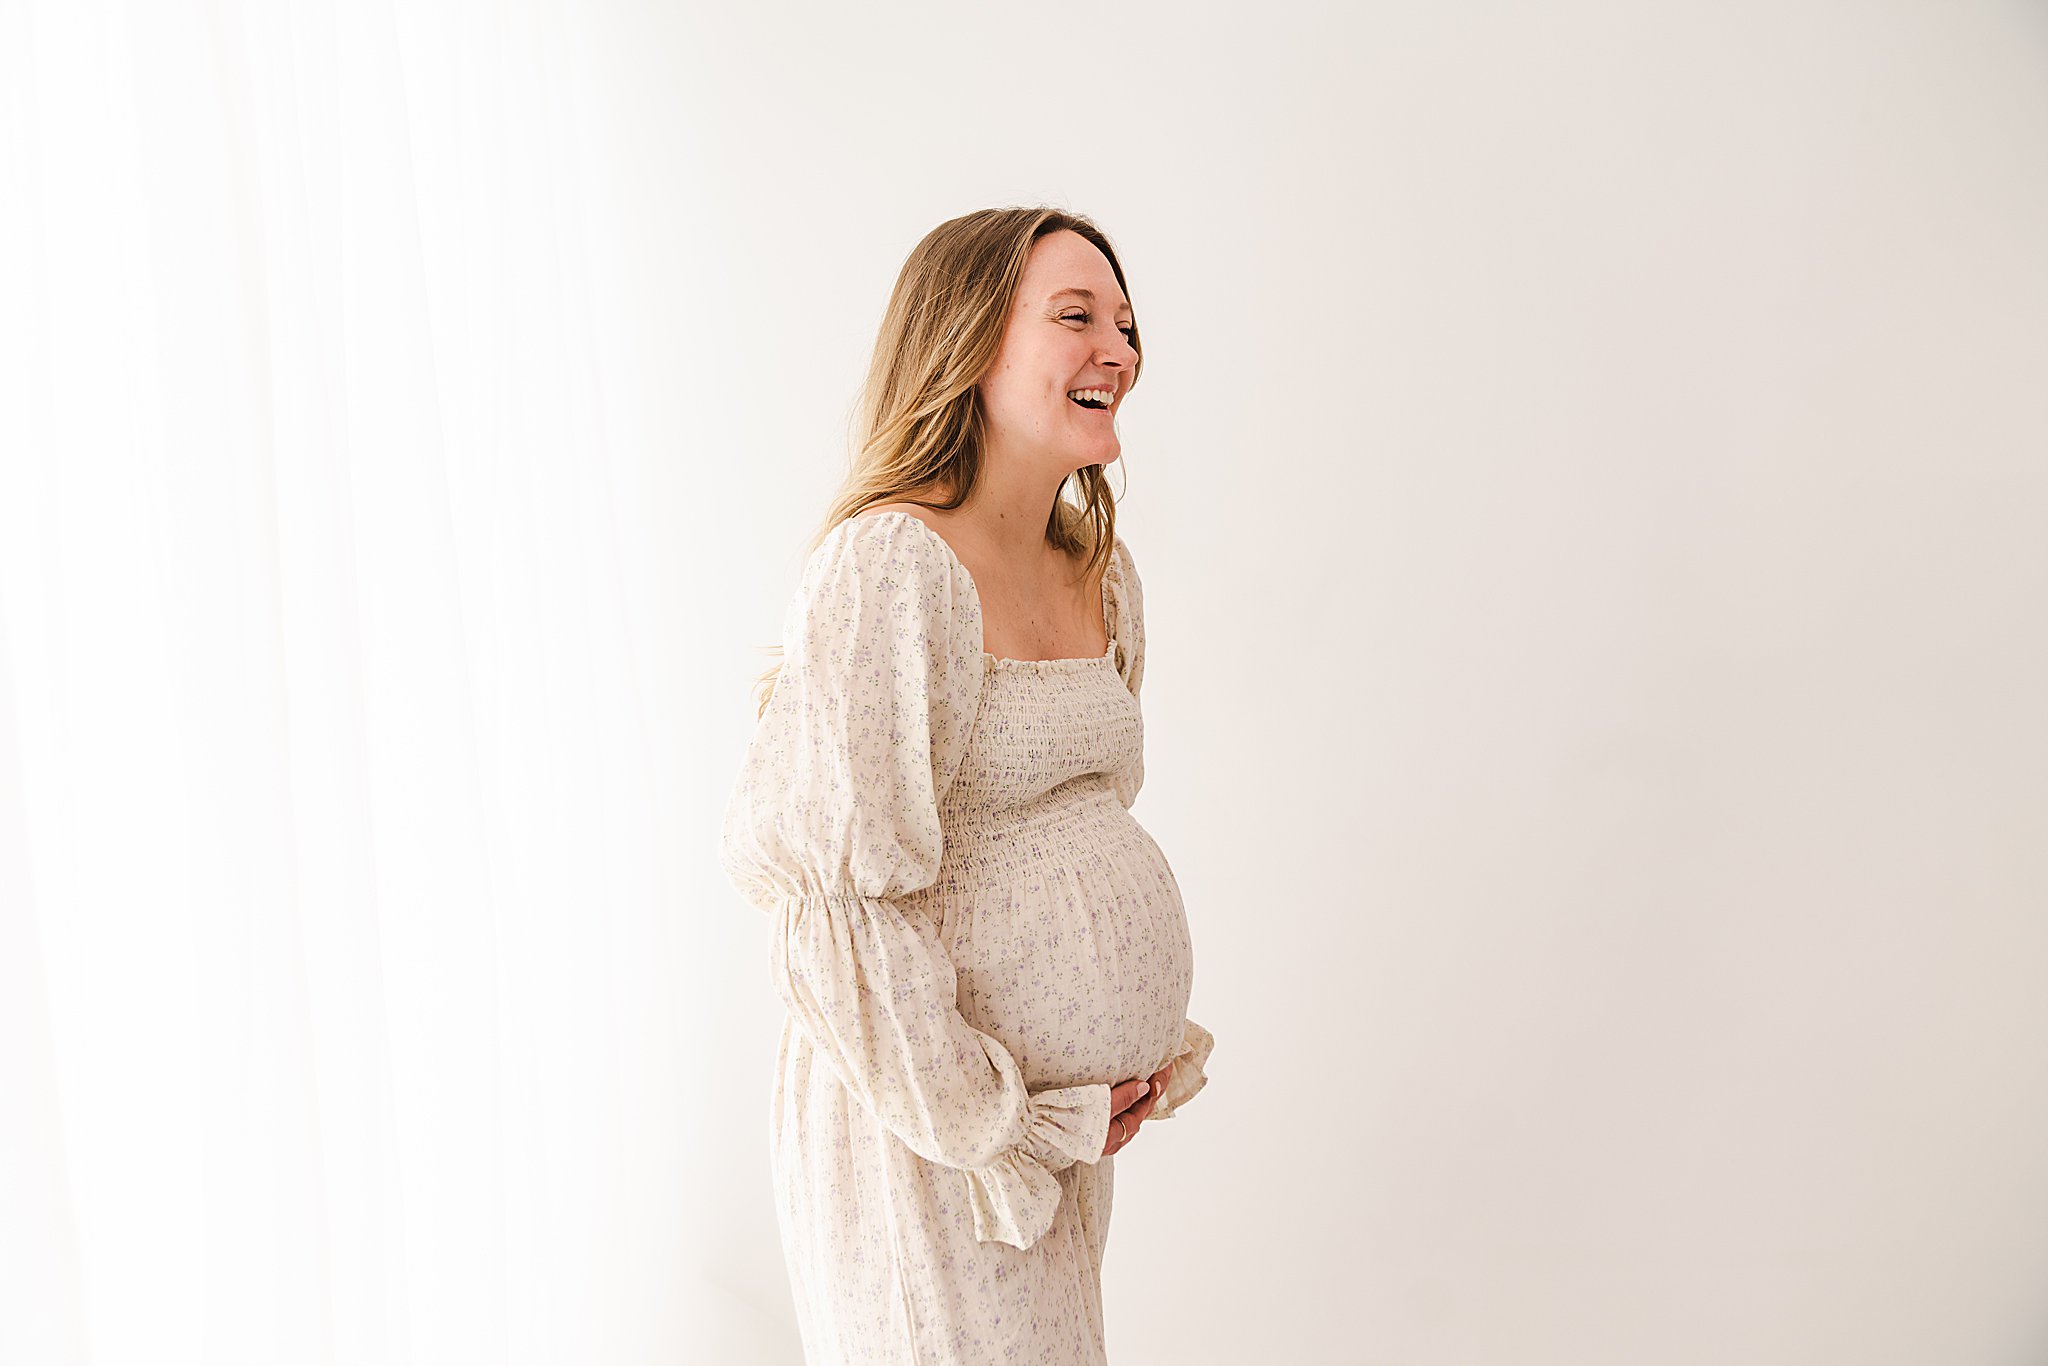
xmin=719 ymin=509 xmax=1213 ymax=1364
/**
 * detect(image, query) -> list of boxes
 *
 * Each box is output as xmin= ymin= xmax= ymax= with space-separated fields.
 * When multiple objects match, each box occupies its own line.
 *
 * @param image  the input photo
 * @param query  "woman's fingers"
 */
xmin=1101 ymin=1059 xmax=1185 ymax=1157
xmin=1136 ymin=1064 xmax=1172 ymax=1117
xmin=1118 ymin=1063 xmax=1173 ymax=1128
xmin=1102 ymin=1078 xmax=1154 ymax=1156
xmin=1108 ymin=1077 xmax=1150 ymax=1116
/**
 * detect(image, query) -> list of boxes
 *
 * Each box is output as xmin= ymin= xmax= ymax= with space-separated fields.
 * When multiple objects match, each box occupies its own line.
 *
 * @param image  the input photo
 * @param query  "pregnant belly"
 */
xmin=929 ymin=789 xmax=1194 ymax=1091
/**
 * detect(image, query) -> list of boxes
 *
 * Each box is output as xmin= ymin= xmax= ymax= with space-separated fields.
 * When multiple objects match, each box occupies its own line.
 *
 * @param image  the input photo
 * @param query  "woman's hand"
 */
xmin=1102 ymin=1061 xmax=1177 ymax=1157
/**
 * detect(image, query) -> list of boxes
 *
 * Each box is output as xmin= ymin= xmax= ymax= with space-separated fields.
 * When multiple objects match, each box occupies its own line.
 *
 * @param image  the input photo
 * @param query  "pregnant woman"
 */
xmin=719 ymin=206 xmax=1213 ymax=1365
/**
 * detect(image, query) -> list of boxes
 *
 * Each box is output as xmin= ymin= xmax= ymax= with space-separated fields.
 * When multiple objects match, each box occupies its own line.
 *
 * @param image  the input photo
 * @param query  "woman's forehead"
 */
xmin=1021 ymin=232 xmax=1126 ymax=306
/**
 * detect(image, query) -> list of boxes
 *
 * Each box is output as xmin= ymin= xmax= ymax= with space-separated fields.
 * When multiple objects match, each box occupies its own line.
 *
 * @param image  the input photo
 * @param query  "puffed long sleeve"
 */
xmin=719 ymin=513 xmax=1112 ymax=1251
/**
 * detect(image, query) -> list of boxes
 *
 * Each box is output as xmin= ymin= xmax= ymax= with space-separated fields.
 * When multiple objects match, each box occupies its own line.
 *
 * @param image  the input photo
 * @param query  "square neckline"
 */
xmin=853 ymin=509 xmax=1118 ymax=670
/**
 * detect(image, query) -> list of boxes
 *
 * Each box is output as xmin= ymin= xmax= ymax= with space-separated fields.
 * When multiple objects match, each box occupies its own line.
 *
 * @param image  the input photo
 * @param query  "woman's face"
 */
xmin=976 ymin=229 xmax=1138 ymax=474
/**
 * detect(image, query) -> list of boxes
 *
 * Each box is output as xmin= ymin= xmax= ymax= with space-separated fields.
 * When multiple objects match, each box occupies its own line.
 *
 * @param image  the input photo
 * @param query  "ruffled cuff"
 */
xmin=1145 ymin=1020 xmax=1214 ymax=1121
xmin=964 ymin=1083 xmax=1112 ymax=1250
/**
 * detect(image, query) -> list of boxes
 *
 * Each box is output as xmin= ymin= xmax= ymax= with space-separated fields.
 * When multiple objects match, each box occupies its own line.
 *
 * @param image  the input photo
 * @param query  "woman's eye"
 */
xmin=1063 ymin=311 xmax=1136 ymax=340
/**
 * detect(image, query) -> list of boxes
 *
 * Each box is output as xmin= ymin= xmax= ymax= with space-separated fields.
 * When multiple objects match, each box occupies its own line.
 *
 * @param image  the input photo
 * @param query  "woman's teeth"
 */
xmin=1067 ymin=388 xmax=1113 ymax=409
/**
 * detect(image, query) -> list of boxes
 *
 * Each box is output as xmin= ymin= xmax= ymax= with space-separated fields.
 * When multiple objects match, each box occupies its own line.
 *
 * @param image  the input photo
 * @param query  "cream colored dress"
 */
xmin=719 ymin=509 xmax=1213 ymax=1365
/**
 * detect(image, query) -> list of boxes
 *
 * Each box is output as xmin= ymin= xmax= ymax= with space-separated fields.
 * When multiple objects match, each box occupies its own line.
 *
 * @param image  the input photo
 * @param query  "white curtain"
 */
xmin=0 ymin=3 xmax=735 ymax=1361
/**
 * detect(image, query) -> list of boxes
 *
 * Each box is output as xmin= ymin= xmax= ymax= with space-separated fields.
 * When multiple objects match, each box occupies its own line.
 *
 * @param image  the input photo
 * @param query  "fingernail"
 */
xmin=1136 ymin=1082 xmax=1149 ymax=1097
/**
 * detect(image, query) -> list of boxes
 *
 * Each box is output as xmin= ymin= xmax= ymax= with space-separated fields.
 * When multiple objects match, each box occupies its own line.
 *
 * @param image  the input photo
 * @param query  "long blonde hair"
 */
xmin=749 ymin=207 xmax=1146 ymax=717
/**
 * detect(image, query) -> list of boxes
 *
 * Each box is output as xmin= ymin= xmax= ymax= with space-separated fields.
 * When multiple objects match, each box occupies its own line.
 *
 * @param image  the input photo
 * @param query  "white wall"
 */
xmin=631 ymin=3 xmax=2048 ymax=1363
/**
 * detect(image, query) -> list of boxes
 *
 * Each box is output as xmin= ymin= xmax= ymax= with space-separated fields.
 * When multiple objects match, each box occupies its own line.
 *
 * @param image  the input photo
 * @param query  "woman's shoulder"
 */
xmin=854 ymin=499 xmax=949 ymax=528
xmin=818 ymin=501 xmax=958 ymax=566
xmin=841 ymin=502 xmax=1000 ymax=604
xmin=797 ymin=505 xmax=981 ymax=645
xmin=847 ymin=500 xmax=969 ymax=564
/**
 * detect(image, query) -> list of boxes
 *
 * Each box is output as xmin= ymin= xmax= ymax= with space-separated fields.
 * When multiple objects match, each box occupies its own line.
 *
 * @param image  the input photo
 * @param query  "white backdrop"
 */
xmin=4 ymin=2 xmax=2046 ymax=1364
